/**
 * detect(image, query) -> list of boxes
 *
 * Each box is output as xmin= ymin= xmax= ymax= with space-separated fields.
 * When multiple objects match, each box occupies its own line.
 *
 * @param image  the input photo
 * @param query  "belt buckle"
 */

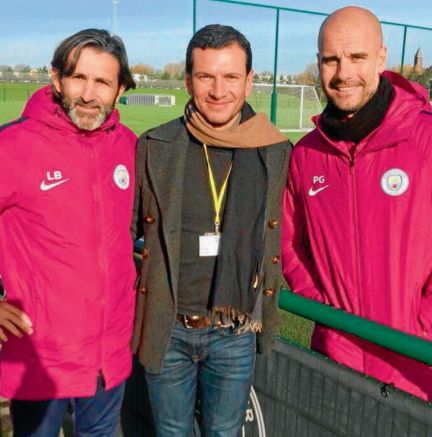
xmin=181 ymin=314 xmax=199 ymax=329
xmin=181 ymin=314 xmax=209 ymax=329
xmin=185 ymin=315 xmax=204 ymax=329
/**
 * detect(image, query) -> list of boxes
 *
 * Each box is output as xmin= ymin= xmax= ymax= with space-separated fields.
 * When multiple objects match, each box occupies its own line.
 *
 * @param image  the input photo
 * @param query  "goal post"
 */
xmin=248 ymin=84 xmax=322 ymax=132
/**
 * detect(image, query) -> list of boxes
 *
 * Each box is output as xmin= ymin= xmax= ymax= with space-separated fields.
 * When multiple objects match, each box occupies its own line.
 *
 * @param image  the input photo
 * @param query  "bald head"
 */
xmin=316 ymin=6 xmax=387 ymax=115
xmin=318 ymin=6 xmax=383 ymax=53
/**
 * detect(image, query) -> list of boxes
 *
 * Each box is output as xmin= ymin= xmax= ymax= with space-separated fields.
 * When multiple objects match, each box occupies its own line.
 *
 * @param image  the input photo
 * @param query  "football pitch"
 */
xmin=0 ymin=84 xmax=189 ymax=134
xmin=0 ymin=83 xmax=308 ymax=142
xmin=0 ymin=82 xmax=313 ymax=347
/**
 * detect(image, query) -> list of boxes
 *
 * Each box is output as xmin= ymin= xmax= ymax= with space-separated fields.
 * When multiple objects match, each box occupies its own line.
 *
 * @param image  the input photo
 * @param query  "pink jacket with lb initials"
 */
xmin=282 ymin=71 xmax=432 ymax=400
xmin=0 ymin=86 xmax=137 ymax=400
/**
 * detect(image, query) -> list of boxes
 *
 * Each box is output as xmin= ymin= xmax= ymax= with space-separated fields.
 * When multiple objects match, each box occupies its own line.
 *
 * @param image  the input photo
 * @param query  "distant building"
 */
xmin=414 ymin=47 xmax=423 ymax=74
xmin=132 ymin=73 xmax=148 ymax=83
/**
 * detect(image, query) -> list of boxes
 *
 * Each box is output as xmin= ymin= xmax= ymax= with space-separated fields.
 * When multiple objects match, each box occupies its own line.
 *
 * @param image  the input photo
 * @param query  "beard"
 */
xmin=61 ymin=95 xmax=114 ymax=131
xmin=325 ymin=78 xmax=377 ymax=115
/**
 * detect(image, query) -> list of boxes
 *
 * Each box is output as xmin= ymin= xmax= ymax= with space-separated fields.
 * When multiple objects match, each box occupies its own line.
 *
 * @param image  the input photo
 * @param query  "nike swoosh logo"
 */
xmin=40 ymin=179 xmax=70 ymax=191
xmin=308 ymin=185 xmax=329 ymax=196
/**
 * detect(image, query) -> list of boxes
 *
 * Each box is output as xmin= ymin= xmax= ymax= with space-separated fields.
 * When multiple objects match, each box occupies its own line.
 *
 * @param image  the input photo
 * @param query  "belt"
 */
xmin=176 ymin=314 xmax=215 ymax=329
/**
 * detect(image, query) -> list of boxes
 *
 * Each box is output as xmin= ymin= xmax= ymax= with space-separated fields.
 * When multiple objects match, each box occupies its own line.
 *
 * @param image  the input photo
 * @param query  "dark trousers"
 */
xmin=10 ymin=378 xmax=124 ymax=437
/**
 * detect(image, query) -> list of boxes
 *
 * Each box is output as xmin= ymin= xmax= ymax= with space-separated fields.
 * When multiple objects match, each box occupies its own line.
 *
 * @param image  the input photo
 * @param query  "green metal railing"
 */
xmin=134 ymin=238 xmax=432 ymax=366
xmin=191 ymin=0 xmax=432 ymax=124
xmin=279 ymin=288 xmax=432 ymax=366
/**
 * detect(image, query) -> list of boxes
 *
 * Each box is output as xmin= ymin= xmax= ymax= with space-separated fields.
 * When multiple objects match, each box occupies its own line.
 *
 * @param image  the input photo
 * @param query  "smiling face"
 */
xmin=185 ymin=43 xmax=253 ymax=130
xmin=52 ymin=46 xmax=125 ymax=131
xmin=318 ymin=7 xmax=387 ymax=116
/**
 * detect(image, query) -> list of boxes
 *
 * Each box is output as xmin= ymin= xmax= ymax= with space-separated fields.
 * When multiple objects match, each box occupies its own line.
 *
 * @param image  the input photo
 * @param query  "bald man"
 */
xmin=282 ymin=6 xmax=432 ymax=401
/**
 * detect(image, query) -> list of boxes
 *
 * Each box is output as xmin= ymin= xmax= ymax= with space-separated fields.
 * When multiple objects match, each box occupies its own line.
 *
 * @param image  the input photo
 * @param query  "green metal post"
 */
xmin=208 ymin=0 xmax=432 ymax=85
xmin=400 ymin=25 xmax=407 ymax=74
xmin=209 ymin=0 xmax=328 ymax=18
xmin=193 ymin=0 xmax=197 ymax=34
xmin=279 ymin=289 xmax=432 ymax=366
xmin=270 ymin=8 xmax=280 ymax=124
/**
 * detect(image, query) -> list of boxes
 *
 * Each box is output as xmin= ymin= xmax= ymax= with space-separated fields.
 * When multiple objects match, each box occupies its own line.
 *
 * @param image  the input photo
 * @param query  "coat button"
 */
xmin=268 ymin=219 xmax=278 ymax=229
xmin=142 ymin=248 xmax=149 ymax=259
xmin=272 ymin=255 xmax=280 ymax=265
xmin=139 ymin=286 xmax=147 ymax=294
xmin=263 ymin=288 xmax=275 ymax=297
xmin=144 ymin=215 xmax=155 ymax=224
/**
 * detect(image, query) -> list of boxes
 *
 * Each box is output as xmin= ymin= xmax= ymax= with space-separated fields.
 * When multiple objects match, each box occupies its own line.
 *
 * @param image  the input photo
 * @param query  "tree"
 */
xmin=14 ymin=64 xmax=31 ymax=73
xmin=37 ymin=65 xmax=49 ymax=74
xmin=131 ymin=63 xmax=155 ymax=75
xmin=0 ymin=65 xmax=13 ymax=72
xmin=391 ymin=63 xmax=432 ymax=89
xmin=160 ymin=71 xmax=171 ymax=80
xmin=390 ymin=64 xmax=413 ymax=76
xmin=163 ymin=61 xmax=185 ymax=80
xmin=294 ymin=63 xmax=319 ymax=86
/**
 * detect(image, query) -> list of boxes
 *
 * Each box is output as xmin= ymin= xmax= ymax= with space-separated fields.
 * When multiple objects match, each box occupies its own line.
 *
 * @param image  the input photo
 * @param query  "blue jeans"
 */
xmin=10 ymin=378 xmax=125 ymax=437
xmin=145 ymin=321 xmax=256 ymax=437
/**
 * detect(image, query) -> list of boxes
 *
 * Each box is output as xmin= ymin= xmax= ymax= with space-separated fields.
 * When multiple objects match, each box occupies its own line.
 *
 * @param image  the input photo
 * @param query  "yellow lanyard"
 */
xmin=203 ymin=143 xmax=233 ymax=234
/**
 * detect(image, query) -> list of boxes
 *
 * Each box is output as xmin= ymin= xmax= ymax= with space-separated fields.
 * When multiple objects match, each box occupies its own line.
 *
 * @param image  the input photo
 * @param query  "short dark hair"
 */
xmin=186 ymin=24 xmax=252 ymax=75
xmin=51 ymin=28 xmax=135 ymax=91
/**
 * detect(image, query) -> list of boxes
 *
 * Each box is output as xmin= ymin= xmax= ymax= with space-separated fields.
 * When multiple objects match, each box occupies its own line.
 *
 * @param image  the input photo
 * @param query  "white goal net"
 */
xmin=248 ymin=84 xmax=322 ymax=132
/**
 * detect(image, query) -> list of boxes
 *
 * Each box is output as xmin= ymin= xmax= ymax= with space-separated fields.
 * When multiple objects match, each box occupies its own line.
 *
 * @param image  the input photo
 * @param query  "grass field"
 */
xmin=0 ymin=82 xmax=313 ymax=347
xmin=0 ymin=82 xmax=308 ymax=143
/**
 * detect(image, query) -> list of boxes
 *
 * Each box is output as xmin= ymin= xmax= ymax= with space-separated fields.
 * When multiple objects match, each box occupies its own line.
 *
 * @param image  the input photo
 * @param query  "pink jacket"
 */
xmin=282 ymin=72 xmax=432 ymax=400
xmin=0 ymin=86 xmax=137 ymax=400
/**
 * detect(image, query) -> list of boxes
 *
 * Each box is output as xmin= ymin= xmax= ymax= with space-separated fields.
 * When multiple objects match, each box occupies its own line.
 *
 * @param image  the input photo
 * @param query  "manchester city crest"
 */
xmin=113 ymin=164 xmax=130 ymax=190
xmin=381 ymin=168 xmax=409 ymax=196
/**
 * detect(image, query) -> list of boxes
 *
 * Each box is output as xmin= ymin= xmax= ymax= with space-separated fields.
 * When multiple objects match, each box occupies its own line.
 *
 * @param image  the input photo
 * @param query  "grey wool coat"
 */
xmin=131 ymin=116 xmax=292 ymax=374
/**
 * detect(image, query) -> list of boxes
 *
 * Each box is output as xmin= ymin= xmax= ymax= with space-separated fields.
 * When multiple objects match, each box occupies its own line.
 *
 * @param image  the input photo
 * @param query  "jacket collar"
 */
xmin=146 ymin=116 xmax=188 ymax=142
xmin=313 ymin=71 xmax=431 ymax=159
xmin=22 ymin=85 xmax=119 ymax=136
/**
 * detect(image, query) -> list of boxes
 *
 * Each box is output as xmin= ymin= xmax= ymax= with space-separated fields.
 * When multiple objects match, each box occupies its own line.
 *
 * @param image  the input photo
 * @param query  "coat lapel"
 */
xmin=146 ymin=124 xmax=189 ymax=300
xmin=260 ymin=143 xmax=288 ymax=206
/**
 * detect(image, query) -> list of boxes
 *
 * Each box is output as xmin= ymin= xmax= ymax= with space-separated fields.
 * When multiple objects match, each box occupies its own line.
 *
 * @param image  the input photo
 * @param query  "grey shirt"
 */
xmin=177 ymin=136 xmax=233 ymax=316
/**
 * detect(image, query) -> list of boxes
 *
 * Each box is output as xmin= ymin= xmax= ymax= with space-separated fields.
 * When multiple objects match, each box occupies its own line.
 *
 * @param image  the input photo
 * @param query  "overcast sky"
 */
xmin=1 ymin=0 xmax=431 ymax=73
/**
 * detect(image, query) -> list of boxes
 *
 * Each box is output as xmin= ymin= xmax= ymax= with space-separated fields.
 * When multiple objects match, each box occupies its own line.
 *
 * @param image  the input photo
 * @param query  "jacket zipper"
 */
xmin=350 ymin=154 xmax=366 ymax=372
xmin=88 ymin=138 xmax=108 ymax=385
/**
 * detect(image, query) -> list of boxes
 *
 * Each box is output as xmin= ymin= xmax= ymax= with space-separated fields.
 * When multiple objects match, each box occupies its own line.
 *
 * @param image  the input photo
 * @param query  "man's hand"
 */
xmin=0 ymin=301 xmax=33 ymax=345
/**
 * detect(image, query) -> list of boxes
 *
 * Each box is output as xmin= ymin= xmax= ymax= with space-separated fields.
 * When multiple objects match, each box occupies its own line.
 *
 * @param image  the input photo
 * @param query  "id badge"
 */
xmin=199 ymin=233 xmax=220 ymax=257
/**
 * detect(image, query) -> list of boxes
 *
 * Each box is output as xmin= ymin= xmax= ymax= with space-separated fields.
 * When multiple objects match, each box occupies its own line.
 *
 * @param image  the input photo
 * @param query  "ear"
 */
xmin=51 ymin=69 xmax=62 ymax=94
xmin=185 ymin=74 xmax=193 ymax=96
xmin=244 ymin=68 xmax=254 ymax=98
xmin=115 ymin=84 xmax=126 ymax=104
xmin=377 ymin=46 xmax=387 ymax=73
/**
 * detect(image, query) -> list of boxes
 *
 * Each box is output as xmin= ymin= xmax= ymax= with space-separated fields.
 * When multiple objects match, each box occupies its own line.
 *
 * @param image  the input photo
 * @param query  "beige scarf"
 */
xmin=184 ymin=100 xmax=286 ymax=148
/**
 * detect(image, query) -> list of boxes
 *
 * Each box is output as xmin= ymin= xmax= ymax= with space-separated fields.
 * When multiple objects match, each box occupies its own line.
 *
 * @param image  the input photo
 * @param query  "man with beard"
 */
xmin=131 ymin=24 xmax=291 ymax=436
xmin=0 ymin=29 xmax=137 ymax=435
xmin=282 ymin=6 xmax=432 ymax=400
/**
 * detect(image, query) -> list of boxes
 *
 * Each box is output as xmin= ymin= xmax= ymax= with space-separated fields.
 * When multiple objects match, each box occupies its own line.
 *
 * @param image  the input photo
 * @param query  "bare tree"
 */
xmin=294 ymin=63 xmax=319 ymax=85
xmin=131 ymin=63 xmax=155 ymax=75
xmin=163 ymin=61 xmax=185 ymax=80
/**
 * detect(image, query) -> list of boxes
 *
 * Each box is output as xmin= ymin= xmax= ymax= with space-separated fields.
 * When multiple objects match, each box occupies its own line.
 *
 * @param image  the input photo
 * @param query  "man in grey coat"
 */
xmin=131 ymin=24 xmax=291 ymax=436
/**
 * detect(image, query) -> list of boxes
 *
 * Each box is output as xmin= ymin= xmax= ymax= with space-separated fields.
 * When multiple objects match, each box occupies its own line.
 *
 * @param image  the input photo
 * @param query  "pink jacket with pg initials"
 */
xmin=0 ymin=86 xmax=137 ymax=400
xmin=282 ymin=72 xmax=432 ymax=400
